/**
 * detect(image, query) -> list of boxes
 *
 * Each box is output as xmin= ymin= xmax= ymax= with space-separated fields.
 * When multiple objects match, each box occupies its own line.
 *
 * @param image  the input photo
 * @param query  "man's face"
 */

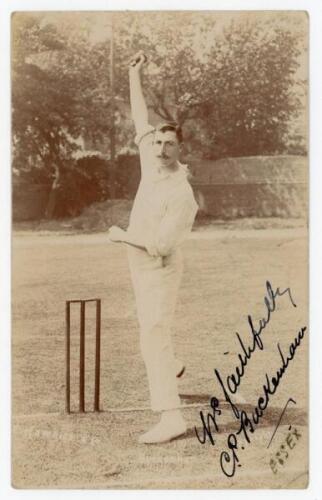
xmin=152 ymin=130 xmax=181 ymax=169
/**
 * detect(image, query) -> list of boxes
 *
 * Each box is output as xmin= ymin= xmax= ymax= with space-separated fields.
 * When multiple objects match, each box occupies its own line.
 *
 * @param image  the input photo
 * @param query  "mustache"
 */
xmin=157 ymin=154 xmax=170 ymax=160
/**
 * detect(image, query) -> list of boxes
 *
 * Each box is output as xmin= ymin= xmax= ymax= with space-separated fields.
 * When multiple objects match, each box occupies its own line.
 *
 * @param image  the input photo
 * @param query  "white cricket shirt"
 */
xmin=127 ymin=125 xmax=199 ymax=257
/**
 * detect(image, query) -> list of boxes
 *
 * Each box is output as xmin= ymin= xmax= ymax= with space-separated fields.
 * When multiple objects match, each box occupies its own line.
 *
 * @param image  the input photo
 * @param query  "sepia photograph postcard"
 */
xmin=10 ymin=8 xmax=309 ymax=490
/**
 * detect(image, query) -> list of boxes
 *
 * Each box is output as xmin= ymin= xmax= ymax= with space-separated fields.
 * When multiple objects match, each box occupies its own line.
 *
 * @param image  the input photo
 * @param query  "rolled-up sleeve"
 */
xmin=146 ymin=192 xmax=198 ymax=257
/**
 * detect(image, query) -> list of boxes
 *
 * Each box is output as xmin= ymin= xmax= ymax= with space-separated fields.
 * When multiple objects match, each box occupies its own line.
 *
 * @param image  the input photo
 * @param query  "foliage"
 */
xmin=11 ymin=12 xmax=307 ymax=218
xmin=44 ymin=155 xmax=109 ymax=218
xmin=114 ymin=12 xmax=306 ymax=158
xmin=12 ymin=13 xmax=114 ymax=215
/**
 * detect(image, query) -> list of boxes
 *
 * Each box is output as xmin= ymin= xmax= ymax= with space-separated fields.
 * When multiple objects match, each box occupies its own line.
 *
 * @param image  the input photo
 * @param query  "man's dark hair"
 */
xmin=155 ymin=122 xmax=183 ymax=144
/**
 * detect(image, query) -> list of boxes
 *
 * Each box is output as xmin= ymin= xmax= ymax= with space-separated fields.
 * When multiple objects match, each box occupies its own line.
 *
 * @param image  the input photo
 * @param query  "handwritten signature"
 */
xmin=194 ymin=280 xmax=307 ymax=478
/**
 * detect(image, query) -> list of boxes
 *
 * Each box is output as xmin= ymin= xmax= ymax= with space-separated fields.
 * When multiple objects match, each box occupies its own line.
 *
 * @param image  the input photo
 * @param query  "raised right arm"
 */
xmin=129 ymin=51 xmax=149 ymax=133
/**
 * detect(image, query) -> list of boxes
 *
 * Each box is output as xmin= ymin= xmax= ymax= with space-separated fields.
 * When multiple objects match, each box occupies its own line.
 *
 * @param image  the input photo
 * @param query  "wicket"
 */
xmin=65 ymin=298 xmax=101 ymax=414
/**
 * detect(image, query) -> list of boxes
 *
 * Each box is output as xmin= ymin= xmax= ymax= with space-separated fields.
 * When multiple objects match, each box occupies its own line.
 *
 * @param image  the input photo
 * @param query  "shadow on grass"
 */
xmin=176 ymin=394 xmax=307 ymax=442
xmin=180 ymin=393 xmax=211 ymax=403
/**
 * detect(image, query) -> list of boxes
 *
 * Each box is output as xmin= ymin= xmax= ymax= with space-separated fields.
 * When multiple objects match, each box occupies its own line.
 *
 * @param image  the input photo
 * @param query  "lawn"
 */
xmin=12 ymin=226 xmax=308 ymax=489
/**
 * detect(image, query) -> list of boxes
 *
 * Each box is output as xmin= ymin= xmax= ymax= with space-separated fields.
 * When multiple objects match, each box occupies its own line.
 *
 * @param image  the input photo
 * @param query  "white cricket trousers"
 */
xmin=127 ymin=246 xmax=183 ymax=412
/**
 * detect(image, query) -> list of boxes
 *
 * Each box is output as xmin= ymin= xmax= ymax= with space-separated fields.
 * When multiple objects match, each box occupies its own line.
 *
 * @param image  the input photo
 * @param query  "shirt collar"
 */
xmin=152 ymin=161 xmax=188 ymax=183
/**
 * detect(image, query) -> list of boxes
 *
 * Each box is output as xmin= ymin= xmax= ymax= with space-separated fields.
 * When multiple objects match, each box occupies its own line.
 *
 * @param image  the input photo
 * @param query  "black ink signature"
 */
xmin=267 ymin=397 xmax=297 ymax=449
xmin=216 ymin=280 xmax=297 ymax=408
xmin=220 ymin=327 xmax=306 ymax=477
xmin=195 ymin=397 xmax=221 ymax=445
xmin=194 ymin=280 xmax=306 ymax=479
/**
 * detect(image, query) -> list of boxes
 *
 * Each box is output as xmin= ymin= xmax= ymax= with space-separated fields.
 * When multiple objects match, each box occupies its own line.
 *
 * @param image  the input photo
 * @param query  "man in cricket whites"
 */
xmin=108 ymin=51 xmax=198 ymax=443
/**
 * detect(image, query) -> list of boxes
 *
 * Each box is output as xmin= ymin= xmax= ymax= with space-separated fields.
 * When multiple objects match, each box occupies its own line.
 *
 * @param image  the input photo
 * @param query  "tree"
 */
xmin=197 ymin=18 xmax=306 ymax=158
xmin=12 ymin=13 xmax=114 ymax=216
xmin=12 ymin=12 xmax=306 ymax=220
xmin=114 ymin=12 xmax=306 ymax=159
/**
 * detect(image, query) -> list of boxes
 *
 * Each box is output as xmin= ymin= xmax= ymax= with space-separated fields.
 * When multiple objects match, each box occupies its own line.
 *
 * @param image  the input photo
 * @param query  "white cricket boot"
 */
xmin=138 ymin=409 xmax=187 ymax=444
